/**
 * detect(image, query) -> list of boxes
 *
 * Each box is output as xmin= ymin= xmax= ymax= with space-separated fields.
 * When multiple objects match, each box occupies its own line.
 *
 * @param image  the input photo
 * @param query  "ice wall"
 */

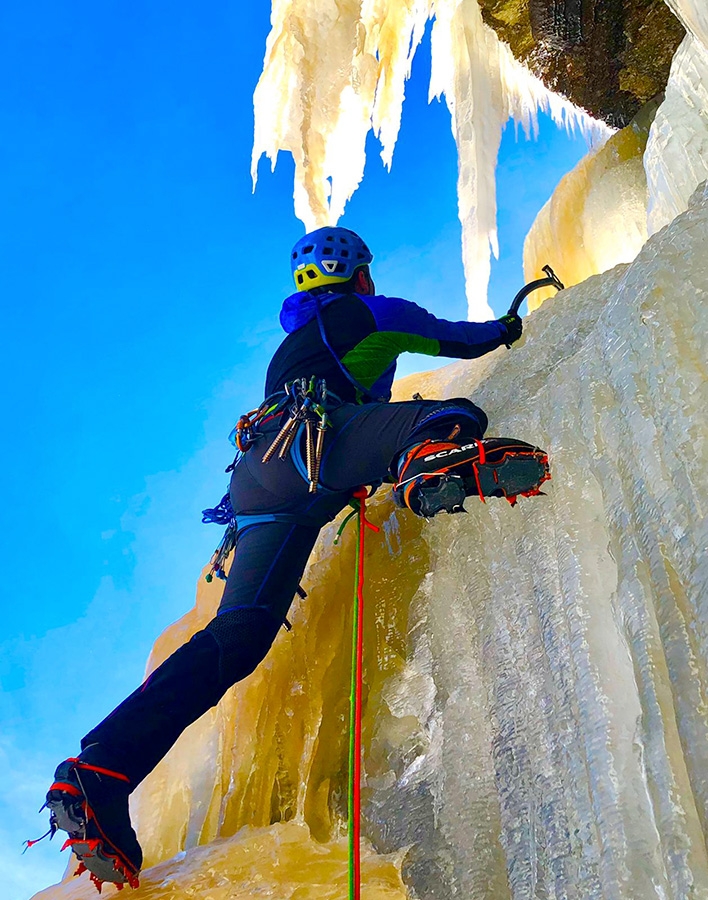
xmin=399 ymin=182 xmax=708 ymax=899
xmin=644 ymin=33 xmax=708 ymax=235
xmin=34 ymin=182 xmax=708 ymax=900
xmin=664 ymin=0 xmax=708 ymax=53
xmin=252 ymin=0 xmax=606 ymax=319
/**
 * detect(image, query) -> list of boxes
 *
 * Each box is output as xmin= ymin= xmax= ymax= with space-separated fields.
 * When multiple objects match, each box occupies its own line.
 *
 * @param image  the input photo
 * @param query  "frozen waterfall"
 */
xmin=251 ymin=0 xmax=605 ymax=320
xmin=31 ymin=1 xmax=708 ymax=897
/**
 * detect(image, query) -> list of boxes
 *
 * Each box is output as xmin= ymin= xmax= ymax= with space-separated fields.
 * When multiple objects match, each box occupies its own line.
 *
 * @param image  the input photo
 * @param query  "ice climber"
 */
xmin=38 ymin=227 xmax=549 ymax=890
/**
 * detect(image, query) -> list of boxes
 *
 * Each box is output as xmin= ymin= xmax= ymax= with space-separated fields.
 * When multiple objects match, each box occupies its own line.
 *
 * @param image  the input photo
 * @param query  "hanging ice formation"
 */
xmin=251 ymin=0 xmax=607 ymax=320
xmin=644 ymin=31 xmax=708 ymax=235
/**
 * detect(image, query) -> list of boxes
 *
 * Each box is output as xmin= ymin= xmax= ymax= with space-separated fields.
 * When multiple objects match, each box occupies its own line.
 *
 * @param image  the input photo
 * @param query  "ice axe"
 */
xmin=508 ymin=264 xmax=564 ymax=317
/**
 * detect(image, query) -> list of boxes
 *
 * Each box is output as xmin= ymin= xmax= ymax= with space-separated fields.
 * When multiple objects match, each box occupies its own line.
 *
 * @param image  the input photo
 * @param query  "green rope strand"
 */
xmin=348 ymin=506 xmax=361 ymax=900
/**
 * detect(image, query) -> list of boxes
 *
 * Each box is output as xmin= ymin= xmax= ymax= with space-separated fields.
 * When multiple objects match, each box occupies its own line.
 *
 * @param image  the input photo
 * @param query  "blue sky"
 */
xmin=0 ymin=3 xmax=590 ymax=897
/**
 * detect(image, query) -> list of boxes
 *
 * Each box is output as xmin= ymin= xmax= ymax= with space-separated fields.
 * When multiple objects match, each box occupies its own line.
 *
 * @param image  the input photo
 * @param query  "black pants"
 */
xmin=81 ymin=398 xmax=486 ymax=787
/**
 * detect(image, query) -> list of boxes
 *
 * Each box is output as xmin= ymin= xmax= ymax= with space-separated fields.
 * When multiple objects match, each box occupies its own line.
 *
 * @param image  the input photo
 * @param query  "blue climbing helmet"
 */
xmin=290 ymin=227 xmax=373 ymax=291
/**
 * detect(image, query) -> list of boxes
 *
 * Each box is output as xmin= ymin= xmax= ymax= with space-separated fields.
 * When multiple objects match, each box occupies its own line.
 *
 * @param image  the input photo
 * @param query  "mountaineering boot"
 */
xmin=393 ymin=437 xmax=550 ymax=516
xmin=43 ymin=753 xmax=142 ymax=891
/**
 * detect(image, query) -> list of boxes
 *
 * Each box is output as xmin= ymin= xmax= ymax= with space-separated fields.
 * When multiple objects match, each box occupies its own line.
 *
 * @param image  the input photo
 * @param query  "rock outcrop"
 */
xmin=479 ymin=0 xmax=685 ymax=124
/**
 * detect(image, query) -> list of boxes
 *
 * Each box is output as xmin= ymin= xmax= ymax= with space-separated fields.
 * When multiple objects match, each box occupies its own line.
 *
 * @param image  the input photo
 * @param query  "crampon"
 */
xmin=393 ymin=437 xmax=550 ymax=517
xmin=26 ymin=757 xmax=142 ymax=893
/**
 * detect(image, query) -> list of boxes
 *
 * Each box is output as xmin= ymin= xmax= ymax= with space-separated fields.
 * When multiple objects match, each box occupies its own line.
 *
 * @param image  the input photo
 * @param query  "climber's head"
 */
xmin=290 ymin=227 xmax=375 ymax=295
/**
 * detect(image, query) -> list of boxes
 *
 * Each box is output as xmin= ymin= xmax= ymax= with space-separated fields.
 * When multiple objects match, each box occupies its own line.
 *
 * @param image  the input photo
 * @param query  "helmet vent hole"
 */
xmin=303 ymin=245 xmax=314 ymax=253
xmin=323 ymin=247 xmax=333 ymax=255
xmin=326 ymin=235 xmax=334 ymax=241
xmin=292 ymin=252 xmax=298 ymax=259
xmin=306 ymin=269 xmax=317 ymax=279
xmin=297 ymin=273 xmax=304 ymax=284
xmin=341 ymin=249 xmax=349 ymax=258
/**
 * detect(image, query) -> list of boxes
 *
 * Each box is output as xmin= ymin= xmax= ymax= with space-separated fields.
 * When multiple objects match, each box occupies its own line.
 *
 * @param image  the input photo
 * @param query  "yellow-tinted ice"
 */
xmin=30 ymin=822 xmax=407 ymax=900
xmin=522 ymin=109 xmax=654 ymax=310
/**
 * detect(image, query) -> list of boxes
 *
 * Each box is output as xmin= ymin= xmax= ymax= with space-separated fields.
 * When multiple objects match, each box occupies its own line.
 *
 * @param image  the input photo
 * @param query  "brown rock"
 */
xmin=477 ymin=0 xmax=685 ymax=126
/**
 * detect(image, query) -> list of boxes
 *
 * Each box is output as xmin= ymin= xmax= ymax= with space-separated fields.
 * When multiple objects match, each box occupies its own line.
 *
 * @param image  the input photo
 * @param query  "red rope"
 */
xmin=349 ymin=487 xmax=379 ymax=900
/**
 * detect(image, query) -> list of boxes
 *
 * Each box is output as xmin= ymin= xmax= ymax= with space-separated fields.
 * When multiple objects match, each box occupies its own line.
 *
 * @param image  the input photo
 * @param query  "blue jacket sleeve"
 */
xmin=361 ymin=294 xmax=508 ymax=359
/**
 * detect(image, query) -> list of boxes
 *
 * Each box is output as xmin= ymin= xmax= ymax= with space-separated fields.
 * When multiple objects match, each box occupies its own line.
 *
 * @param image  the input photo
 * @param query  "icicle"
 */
xmin=252 ymin=0 xmax=607 ymax=319
xmin=252 ymin=0 xmax=433 ymax=230
xmin=429 ymin=0 xmax=607 ymax=318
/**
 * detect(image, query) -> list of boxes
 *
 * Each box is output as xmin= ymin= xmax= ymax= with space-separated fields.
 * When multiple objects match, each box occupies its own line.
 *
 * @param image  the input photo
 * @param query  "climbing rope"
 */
xmin=346 ymin=487 xmax=379 ymax=900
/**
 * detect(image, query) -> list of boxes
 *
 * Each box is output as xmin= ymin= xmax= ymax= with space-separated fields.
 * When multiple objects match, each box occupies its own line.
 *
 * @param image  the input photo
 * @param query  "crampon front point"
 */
xmin=26 ymin=757 xmax=141 ymax=893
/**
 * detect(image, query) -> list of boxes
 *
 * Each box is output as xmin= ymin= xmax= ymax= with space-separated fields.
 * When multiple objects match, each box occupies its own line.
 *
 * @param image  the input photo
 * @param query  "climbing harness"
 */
xmin=261 ymin=377 xmax=332 ymax=493
xmin=200 ymin=493 xmax=305 ymax=629
xmin=201 ymin=379 xmax=335 ymax=583
xmin=202 ymin=391 xmax=296 ymax=583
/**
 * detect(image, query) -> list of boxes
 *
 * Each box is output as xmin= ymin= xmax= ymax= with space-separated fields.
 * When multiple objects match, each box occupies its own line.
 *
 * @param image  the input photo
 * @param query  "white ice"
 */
xmin=372 ymin=179 xmax=708 ymax=898
xmin=252 ymin=0 xmax=606 ymax=320
xmin=664 ymin=0 xmax=708 ymax=55
xmin=644 ymin=33 xmax=708 ymax=235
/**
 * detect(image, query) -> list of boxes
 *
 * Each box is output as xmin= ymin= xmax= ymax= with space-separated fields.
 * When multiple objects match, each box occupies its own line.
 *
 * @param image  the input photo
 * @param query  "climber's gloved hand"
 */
xmin=498 ymin=313 xmax=523 ymax=348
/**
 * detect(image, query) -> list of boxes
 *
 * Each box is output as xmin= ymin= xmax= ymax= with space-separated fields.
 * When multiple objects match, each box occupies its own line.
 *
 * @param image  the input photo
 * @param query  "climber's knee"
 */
xmin=205 ymin=607 xmax=281 ymax=690
xmin=409 ymin=398 xmax=487 ymax=444
xmin=390 ymin=399 xmax=486 ymax=483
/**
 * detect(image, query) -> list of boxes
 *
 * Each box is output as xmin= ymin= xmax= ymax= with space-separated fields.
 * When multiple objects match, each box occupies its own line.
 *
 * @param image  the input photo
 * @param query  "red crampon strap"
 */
xmin=61 ymin=837 xmax=101 ymax=853
xmin=396 ymin=439 xmax=438 ymax=483
xmin=470 ymin=440 xmax=485 ymax=503
xmin=471 ymin=463 xmax=486 ymax=503
xmin=69 ymin=759 xmax=131 ymax=784
xmin=49 ymin=780 xmax=83 ymax=796
xmin=24 ymin=839 xmax=44 ymax=850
